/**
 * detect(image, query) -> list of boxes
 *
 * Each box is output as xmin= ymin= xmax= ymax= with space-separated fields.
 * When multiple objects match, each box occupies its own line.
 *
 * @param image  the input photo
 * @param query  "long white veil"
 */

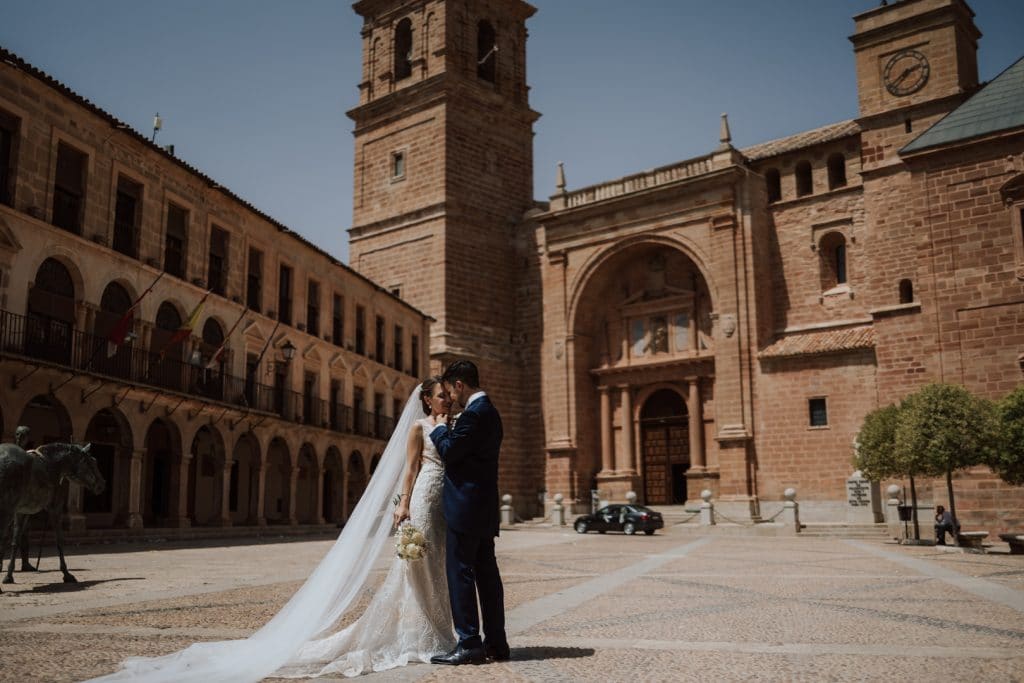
xmin=88 ymin=388 xmax=426 ymax=683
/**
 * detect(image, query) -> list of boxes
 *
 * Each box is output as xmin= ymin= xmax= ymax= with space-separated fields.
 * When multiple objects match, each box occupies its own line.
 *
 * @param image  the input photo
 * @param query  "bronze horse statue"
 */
xmin=0 ymin=440 xmax=105 ymax=591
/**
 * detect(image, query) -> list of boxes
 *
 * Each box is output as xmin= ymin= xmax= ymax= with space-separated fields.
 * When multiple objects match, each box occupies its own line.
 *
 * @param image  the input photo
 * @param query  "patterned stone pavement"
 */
xmin=1 ymin=527 xmax=1022 ymax=682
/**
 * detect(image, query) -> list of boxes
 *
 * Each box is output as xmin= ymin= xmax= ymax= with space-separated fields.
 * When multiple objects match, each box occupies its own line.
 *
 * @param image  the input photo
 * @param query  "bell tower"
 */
xmin=347 ymin=0 xmax=542 ymax=510
xmin=850 ymin=0 xmax=980 ymax=170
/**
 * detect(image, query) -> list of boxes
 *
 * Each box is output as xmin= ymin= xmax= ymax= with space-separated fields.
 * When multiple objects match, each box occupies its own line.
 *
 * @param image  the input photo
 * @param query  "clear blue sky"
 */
xmin=3 ymin=1 xmax=1021 ymax=263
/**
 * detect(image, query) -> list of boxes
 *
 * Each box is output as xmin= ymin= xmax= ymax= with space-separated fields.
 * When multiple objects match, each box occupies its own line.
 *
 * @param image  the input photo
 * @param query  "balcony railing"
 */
xmin=0 ymin=309 xmax=397 ymax=438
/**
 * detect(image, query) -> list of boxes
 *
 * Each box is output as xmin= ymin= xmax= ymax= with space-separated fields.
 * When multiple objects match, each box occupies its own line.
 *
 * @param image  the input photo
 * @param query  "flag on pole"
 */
xmin=158 ymin=291 xmax=210 ymax=360
xmin=205 ymin=308 xmax=248 ymax=371
xmin=105 ymin=271 xmax=165 ymax=358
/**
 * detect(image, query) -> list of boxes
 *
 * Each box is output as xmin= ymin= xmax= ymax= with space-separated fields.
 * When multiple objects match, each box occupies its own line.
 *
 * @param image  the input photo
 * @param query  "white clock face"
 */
xmin=884 ymin=49 xmax=930 ymax=97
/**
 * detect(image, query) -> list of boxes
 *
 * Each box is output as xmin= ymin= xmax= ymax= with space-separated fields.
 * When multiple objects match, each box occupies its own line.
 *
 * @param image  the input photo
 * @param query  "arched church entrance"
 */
xmin=640 ymin=389 xmax=690 ymax=505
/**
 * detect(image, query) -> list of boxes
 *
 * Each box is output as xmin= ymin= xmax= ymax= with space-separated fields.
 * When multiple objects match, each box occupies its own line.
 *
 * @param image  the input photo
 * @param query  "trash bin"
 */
xmin=897 ymin=504 xmax=913 ymax=521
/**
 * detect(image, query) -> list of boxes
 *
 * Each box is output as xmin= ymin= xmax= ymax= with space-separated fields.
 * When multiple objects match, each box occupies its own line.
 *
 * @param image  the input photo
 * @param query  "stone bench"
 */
xmin=956 ymin=531 xmax=989 ymax=550
xmin=998 ymin=533 xmax=1024 ymax=555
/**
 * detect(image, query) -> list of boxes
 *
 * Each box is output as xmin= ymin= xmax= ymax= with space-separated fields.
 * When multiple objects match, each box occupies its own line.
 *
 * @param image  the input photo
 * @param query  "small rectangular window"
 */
xmin=247 ymin=247 xmax=263 ymax=312
xmin=164 ymin=203 xmax=189 ymax=279
xmin=394 ymin=324 xmax=404 ymax=372
xmin=307 ymin=279 xmax=321 ymax=337
xmin=332 ymin=294 xmax=344 ymax=346
xmin=809 ymin=397 xmax=828 ymax=427
xmin=208 ymin=225 xmax=229 ymax=296
xmin=355 ymin=306 xmax=366 ymax=355
xmin=113 ymin=175 xmax=142 ymax=259
xmin=411 ymin=334 xmax=420 ymax=376
xmin=0 ymin=109 xmax=20 ymax=207
xmin=278 ymin=264 xmax=293 ymax=325
xmin=391 ymin=151 xmax=405 ymax=180
xmin=375 ymin=315 xmax=386 ymax=362
xmin=52 ymin=142 xmax=87 ymax=234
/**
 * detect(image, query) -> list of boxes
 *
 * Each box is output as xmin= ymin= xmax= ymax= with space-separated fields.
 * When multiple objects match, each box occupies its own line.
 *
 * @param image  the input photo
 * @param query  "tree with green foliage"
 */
xmin=855 ymin=403 xmax=925 ymax=538
xmin=894 ymin=383 xmax=999 ymax=536
xmin=991 ymin=385 xmax=1024 ymax=486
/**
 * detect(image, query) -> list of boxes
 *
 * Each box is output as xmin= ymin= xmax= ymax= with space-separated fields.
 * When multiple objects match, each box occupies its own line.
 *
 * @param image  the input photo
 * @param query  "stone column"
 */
xmin=254 ymin=464 xmax=267 ymax=526
xmin=127 ymin=448 xmax=145 ymax=529
xmin=219 ymin=460 xmax=233 ymax=526
xmin=175 ymin=454 xmax=193 ymax=528
xmin=314 ymin=469 xmax=326 ymax=525
xmin=599 ymin=385 xmax=614 ymax=473
xmin=619 ymin=385 xmax=635 ymax=473
xmin=288 ymin=467 xmax=299 ymax=525
xmin=688 ymin=378 xmax=705 ymax=470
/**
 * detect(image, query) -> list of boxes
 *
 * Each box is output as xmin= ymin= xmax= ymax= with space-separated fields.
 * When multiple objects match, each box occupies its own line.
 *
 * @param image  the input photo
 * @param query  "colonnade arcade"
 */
xmin=572 ymin=242 xmax=718 ymax=506
xmin=1 ymin=387 xmax=381 ymax=531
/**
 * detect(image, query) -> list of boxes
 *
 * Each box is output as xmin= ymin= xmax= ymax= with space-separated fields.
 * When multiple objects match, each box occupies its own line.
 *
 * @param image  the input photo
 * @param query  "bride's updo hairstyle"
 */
xmin=420 ymin=376 xmax=443 ymax=415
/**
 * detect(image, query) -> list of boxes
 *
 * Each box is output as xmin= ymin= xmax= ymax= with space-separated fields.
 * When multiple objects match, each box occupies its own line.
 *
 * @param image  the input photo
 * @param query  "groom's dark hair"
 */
xmin=441 ymin=359 xmax=480 ymax=388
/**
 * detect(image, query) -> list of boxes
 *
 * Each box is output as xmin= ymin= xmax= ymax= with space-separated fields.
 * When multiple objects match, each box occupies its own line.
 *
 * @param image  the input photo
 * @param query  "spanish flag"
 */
xmin=158 ymin=292 xmax=209 ymax=360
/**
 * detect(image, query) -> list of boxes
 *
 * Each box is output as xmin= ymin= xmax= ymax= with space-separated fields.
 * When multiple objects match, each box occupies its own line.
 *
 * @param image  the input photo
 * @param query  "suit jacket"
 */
xmin=429 ymin=394 xmax=503 ymax=537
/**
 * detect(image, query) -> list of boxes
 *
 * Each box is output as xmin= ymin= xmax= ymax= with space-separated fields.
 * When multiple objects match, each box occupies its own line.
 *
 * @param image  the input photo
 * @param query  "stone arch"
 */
xmin=95 ymin=280 xmax=136 ymax=379
xmin=83 ymin=407 xmax=133 ymax=526
xmin=264 ymin=437 xmax=291 ymax=524
xmin=795 ymin=159 xmax=813 ymax=197
xmin=346 ymin=449 xmax=367 ymax=518
xmin=26 ymin=257 xmax=78 ymax=365
xmin=568 ymin=236 xmax=718 ymax=328
xmin=16 ymin=394 xmax=73 ymax=448
xmin=638 ymin=387 xmax=689 ymax=506
xmin=322 ymin=446 xmax=345 ymax=524
xmin=394 ymin=17 xmax=413 ymax=81
xmin=818 ymin=231 xmax=848 ymax=290
xmin=476 ymin=19 xmax=497 ymax=82
xmin=765 ymin=167 xmax=781 ymax=203
xmin=230 ymin=431 xmax=260 ymax=525
xmin=152 ymin=300 xmax=185 ymax=390
xmin=141 ymin=418 xmax=182 ymax=526
xmin=188 ymin=424 xmax=227 ymax=526
xmin=295 ymin=443 xmax=319 ymax=524
xmin=827 ymin=153 xmax=847 ymax=190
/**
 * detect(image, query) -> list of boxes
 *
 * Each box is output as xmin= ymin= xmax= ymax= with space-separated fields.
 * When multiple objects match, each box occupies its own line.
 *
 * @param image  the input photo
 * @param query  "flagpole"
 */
xmin=205 ymin=306 xmax=248 ymax=371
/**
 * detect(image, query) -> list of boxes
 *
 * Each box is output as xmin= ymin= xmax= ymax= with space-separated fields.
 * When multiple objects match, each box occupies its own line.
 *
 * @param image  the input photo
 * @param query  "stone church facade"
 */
xmin=348 ymin=0 xmax=1024 ymax=531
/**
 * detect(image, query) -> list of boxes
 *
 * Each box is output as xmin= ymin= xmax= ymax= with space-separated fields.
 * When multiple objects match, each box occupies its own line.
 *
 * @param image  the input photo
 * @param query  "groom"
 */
xmin=428 ymin=359 xmax=510 ymax=665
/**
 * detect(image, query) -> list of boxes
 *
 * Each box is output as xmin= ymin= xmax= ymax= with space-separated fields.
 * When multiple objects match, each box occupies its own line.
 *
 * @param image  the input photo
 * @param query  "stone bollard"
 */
xmin=783 ymin=487 xmax=801 ymax=534
xmin=885 ymin=484 xmax=903 ymax=541
xmin=551 ymin=493 xmax=565 ymax=526
xmin=699 ymin=489 xmax=715 ymax=526
xmin=625 ymin=491 xmax=638 ymax=505
xmin=500 ymin=494 xmax=514 ymax=526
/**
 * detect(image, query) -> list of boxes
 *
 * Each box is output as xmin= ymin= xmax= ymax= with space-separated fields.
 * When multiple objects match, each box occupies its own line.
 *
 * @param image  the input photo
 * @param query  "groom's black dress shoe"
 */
xmin=485 ymin=642 xmax=511 ymax=662
xmin=430 ymin=645 xmax=486 ymax=666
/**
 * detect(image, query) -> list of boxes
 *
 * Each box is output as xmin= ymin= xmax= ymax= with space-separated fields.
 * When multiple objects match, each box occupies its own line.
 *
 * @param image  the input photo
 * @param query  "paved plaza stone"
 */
xmin=1 ymin=527 xmax=1023 ymax=682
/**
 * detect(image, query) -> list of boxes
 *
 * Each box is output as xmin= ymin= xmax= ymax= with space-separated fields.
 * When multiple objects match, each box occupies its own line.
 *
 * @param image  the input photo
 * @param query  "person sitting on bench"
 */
xmin=934 ymin=505 xmax=959 ymax=545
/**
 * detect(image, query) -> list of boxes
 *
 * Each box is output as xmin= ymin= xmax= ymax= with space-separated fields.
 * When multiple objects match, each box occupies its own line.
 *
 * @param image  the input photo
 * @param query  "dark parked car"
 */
xmin=573 ymin=504 xmax=664 ymax=536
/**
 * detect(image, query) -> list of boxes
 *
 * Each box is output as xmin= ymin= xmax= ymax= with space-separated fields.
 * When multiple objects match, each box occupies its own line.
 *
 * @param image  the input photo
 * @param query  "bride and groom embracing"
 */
xmin=91 ymin=360 xmax=509 ymax=681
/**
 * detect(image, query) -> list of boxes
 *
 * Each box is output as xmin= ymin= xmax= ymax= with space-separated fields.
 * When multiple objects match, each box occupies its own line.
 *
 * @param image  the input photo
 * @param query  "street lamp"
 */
xmin=281 ymin=340 xmax=296 ymax=363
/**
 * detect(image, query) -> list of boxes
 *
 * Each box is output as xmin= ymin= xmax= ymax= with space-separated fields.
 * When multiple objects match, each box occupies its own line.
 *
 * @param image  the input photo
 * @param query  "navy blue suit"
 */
xmin=430 ymin=394 xmax=506 ymax=650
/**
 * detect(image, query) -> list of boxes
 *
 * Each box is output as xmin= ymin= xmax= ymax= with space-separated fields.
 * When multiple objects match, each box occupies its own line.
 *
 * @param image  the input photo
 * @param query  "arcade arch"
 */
xmin=264 ymin=437 xmax=291 ymax=524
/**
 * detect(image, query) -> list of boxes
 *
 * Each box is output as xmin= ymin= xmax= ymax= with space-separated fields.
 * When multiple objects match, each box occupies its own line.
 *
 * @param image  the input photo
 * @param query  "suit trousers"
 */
xmin=445 ymin=526 xmax=507 ymax=649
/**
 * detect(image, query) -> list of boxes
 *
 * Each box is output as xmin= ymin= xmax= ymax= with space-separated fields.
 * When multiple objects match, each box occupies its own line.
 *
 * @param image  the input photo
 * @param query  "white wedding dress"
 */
xmin=88 ymin=393 xmax=456 ymax=682
xmin=276 ymin=417 xmax=455 ymax=677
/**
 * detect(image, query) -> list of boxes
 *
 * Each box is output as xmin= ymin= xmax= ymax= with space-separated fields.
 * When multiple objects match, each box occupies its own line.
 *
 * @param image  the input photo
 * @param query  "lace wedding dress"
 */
xmin=276 ymin=417 xmax=455 ymax=677
xmin=88 ymin=393 xmax=455 ymax=682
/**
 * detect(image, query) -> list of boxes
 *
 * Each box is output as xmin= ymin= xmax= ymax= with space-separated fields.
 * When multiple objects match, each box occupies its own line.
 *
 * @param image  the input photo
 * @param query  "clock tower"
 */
xmin=346 ymin=0 xmax=544 ymax=511
xmin=850 ymin=0 xmax=981 ymax=171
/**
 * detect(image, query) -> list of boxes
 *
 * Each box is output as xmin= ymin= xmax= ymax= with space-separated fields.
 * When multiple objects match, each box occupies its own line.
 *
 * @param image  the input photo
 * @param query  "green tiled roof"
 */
xmin=901 ymin=56 xmax=1024 ymax=154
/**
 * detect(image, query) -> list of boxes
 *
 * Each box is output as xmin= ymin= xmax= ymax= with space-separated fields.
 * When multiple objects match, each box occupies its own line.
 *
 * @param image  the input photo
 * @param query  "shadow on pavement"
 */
xmin=26 ymin=577 xmax=145 ymax=593
xmin=511 ymin=646 xmax=595 ymax=662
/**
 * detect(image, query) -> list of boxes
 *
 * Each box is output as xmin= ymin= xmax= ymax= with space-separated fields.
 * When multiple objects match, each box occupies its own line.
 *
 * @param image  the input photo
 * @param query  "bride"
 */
xmin=89 ymin=378 xmax=457 ymax=681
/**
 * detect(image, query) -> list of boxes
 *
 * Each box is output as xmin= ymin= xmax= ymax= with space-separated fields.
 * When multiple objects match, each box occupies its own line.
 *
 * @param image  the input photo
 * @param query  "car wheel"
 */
xmin=644 ymin=529 xmax=655 ymax=536
xmin=623 ymin=522 xmax=636 ymax=535
xmin=574 ymin=520 xmax=588 ymax=534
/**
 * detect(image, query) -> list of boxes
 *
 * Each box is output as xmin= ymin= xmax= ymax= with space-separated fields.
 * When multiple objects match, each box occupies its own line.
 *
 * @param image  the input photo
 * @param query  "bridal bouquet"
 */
xmin=396 ymin=522 xmax=427 ymax=561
